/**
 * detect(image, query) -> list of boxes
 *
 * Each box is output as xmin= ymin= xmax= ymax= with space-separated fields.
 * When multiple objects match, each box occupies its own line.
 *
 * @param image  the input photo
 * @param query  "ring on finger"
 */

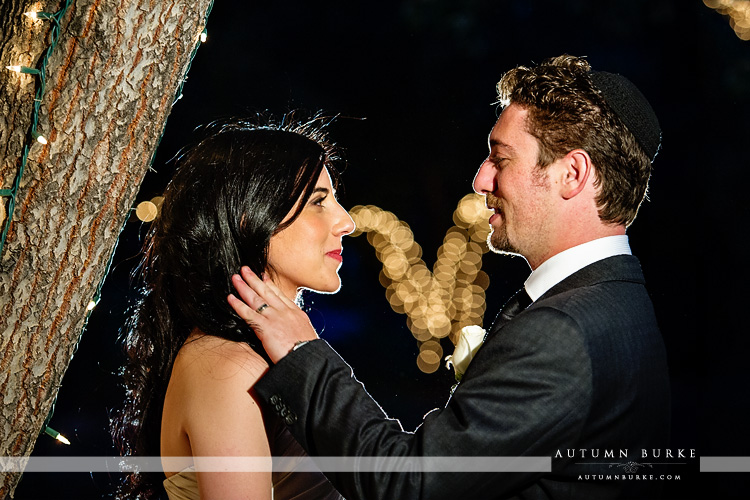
xmin=256 ymin=303 xmax=269 ymax=314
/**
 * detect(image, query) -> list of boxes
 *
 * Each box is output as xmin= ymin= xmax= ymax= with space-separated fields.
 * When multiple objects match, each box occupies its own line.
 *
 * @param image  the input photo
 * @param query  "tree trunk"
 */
xmin=0 ymin=0 xmax=213 ymax=496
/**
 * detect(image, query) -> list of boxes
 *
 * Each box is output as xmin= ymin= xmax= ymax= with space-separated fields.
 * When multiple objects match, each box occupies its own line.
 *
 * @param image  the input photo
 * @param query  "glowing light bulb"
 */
xmin=86 ymin=300 xmax=97 ymax=311
xmin=44 ymin=426 xmax=70 ymax=445
xmin=7 ymin=65 xmax=41 ymax=75
xmin=200 ymin=30 xmax=207 ymax=42
xmin=24 ymin=11 xmax=54 ymax=21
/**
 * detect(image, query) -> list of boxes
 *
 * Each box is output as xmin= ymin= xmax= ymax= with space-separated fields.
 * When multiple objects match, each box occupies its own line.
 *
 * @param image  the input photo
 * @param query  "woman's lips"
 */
xmin=326 ymin=249 xmax=343 ymax=262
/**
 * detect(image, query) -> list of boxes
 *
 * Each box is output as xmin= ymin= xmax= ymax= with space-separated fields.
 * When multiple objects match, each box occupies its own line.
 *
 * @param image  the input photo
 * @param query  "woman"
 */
xmin=113 ymin=116 xmax=354 ymax=500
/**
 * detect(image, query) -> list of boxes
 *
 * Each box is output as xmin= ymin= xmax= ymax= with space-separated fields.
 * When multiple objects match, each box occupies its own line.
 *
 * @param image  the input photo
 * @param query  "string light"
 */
xmin=43 ymin=426 xmax=70 ymax=445
xmin=25 ymin=11 xmax=55 ymax=21
xmin=0 ymin=1 xmax=73 ymax=257
xmin=32 ymin=131 xmax=48 ymax=145
xmin=200 ymin=29 xmax=208 ymax=42
xmin=350 ymin=193 xmax=493 ymax=373
xmin=3 ymin=0 xmax=217 ymax=447
xmin=5 ymin=65 xmax=41 ymax=75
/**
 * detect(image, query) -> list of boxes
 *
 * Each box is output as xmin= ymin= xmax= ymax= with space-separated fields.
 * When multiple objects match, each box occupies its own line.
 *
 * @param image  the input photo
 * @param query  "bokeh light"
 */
xmin=131 ymin=192 xmax=493 ymax=373
xmin=704 ymin=0 xmax=750 ymax=40
xmin=134 ymin=196 xmax=164 ymax=222
xmin=350 ymin=193 xmax=493 ymax=372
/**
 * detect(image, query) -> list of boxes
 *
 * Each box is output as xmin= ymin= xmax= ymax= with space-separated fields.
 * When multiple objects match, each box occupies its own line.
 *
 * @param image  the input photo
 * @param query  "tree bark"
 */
xmin=0 ymin=0 xmax=213 ymax=496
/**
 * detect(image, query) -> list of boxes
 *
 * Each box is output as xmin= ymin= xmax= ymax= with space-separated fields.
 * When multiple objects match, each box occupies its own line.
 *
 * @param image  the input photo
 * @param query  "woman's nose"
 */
xmin=334 ymin=203 xmax=356 ymax=236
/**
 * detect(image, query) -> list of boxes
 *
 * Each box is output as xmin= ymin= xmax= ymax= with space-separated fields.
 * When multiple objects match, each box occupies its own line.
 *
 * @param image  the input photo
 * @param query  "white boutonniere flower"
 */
xmin=444 ymin=325 xmax=486 ymax=382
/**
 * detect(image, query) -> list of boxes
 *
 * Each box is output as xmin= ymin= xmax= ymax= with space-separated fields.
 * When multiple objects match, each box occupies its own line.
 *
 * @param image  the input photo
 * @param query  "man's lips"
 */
xmin=326 ymin=249 xmax=343 ymax=262
xmin=488 ymin=207 xmax=502 ymax=225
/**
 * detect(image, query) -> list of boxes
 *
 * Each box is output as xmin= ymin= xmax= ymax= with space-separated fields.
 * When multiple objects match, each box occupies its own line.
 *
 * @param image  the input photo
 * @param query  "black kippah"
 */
xmin=590 ymin=71 xmax=661 ymax=161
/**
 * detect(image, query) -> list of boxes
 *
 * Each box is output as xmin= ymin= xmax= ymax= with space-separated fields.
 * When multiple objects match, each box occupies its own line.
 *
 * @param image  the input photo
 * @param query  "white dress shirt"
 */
xmin=524 ymin=235 xmax=632 ymax=302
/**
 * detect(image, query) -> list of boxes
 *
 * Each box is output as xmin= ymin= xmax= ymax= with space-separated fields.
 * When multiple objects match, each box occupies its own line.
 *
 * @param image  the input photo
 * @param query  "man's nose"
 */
xmin=473 ymin=160 xmax=497 ymax=194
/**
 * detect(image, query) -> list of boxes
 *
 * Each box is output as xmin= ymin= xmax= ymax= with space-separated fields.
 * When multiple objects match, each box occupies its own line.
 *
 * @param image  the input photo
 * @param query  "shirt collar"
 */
xmin=524 ymin=235 xmax=632 ymax=302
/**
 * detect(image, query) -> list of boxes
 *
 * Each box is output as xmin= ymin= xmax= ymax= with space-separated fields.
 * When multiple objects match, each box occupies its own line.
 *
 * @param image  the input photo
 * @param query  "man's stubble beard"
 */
xmin=485 ymin=194 xmax=523 ymax=258
xmin=487 ymin=225 xmax=523 ymax=258
xmin=484 ymin=167 xmax=551 ymax=260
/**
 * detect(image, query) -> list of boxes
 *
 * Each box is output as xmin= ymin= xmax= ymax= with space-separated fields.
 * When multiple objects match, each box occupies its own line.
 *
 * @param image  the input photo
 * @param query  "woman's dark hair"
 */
xmin=111 ymin=115 xmax=340 ymax=499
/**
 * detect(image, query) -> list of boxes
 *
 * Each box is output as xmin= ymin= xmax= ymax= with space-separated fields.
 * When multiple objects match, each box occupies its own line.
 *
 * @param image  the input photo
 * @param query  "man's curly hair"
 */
xmin=496 ymin=55 xmax=652 ymax=227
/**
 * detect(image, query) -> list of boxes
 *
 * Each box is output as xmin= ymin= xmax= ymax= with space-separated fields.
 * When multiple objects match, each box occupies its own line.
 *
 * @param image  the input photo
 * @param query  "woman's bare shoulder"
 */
xmin=171 ymin=332 xmax=269 ymax=390
xmin=162 ymin=331 xmax=273 ymax=483
xmin=161 ymin=332 xmax=271 ymax=461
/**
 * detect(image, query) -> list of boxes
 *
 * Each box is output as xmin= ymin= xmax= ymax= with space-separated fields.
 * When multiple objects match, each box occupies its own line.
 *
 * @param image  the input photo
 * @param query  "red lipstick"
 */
xmin=326 ymin=249 xmax=343 ymax=262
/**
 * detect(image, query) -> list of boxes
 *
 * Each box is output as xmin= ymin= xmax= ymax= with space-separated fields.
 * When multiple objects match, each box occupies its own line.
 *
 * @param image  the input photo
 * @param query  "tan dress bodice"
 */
xmin=163 ymin=414 xmax=343 ymax=500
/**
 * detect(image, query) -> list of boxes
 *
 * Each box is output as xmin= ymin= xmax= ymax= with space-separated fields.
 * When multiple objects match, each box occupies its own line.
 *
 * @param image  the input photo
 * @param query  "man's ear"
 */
xmin=559 ymin=149 xmax=593 ymax=200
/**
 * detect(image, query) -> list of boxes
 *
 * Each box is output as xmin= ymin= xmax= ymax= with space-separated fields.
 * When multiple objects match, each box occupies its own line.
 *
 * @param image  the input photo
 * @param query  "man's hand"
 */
xmin=228 ymin=267 xmax=318 ymax=363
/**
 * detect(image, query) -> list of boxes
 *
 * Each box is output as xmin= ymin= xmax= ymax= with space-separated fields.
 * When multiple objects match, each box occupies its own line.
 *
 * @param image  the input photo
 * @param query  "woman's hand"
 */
xmin=228 ymin=266 xmax=319 ymax=363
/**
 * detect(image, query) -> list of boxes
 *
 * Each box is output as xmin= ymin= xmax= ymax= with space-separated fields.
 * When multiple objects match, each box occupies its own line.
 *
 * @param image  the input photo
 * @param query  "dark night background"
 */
xmin=14 ymin=0 xmax=750 ymax=498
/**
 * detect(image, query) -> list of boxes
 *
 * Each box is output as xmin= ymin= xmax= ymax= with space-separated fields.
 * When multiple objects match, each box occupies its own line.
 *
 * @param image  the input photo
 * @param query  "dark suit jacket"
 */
xmin=255 ymin=255 xmax=670 ymax=500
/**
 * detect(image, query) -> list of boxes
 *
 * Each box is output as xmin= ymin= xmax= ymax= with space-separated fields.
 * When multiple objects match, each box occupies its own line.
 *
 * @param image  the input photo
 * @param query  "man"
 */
xmin=229 ymin=54 xmax=670 ymax=499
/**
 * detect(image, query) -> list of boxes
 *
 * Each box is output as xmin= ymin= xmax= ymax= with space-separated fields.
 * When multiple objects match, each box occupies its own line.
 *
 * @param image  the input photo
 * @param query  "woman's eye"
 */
xmin=311 ymin=196 xmax=326 ymax=206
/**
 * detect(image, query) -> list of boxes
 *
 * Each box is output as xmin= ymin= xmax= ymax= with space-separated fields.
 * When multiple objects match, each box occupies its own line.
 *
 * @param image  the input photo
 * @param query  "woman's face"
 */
xmin=267 ymin=167 xmax=355 ymax=299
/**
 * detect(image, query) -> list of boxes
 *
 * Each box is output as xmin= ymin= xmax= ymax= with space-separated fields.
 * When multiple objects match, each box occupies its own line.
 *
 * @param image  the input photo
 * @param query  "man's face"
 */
xmin=472 ymin=104 xmax=556 ymax=267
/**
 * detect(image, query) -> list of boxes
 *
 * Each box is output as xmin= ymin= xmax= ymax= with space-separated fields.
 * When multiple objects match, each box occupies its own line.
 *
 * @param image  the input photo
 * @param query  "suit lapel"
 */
xmin=488 ymin=255 xmax=645 ymax=336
